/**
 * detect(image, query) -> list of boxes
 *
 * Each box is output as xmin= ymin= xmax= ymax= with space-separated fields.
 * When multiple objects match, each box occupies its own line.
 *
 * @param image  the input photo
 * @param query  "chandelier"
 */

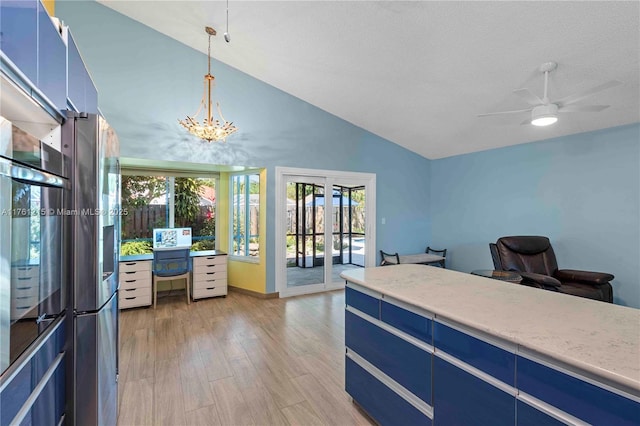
xmin=179 ymin=26 xmax=237 ymax=142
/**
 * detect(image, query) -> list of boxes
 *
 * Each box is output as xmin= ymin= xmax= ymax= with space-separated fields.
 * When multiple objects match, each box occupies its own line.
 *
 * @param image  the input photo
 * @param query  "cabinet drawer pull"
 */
xmin=125 ymin=279 xmax=136 ymax=283
xmin=125 ymin=262 xmax=137 ymax=265
xmin=206 ymin=272 xmax=216 ymax=275
xmin=15 ymin=286 xmax=34 ymax=290
xmin=206 ymin=257 xmax=216 ymax=260
xmin=124 ymin=271 xmax=136 ymax=274
xmin=206 ymin=287 xmax=216 ymax=290
xmin=17 ymin=277 xmax=32 ymax=280
xmin=124 ymin=288 xmax=136 ymax=292
xmin=125 ymin=297 xmax=136 ymax=300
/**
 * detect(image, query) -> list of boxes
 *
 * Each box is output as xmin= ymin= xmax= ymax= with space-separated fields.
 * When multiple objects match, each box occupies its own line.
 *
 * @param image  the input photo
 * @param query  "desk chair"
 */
xmin=153 ymin=248 xmax=191 ymax=309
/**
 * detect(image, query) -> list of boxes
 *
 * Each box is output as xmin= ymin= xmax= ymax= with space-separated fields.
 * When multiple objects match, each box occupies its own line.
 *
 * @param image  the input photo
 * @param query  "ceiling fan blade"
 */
xmin=478 ymin=107 xmax=532 ymax=117
xmin=513 ymin=88 xmax=544 ymax=106
xmin=559 ymin=104 xmax=610 ymax=113
xmin=555 ymin=80 xmax=623 ymax=106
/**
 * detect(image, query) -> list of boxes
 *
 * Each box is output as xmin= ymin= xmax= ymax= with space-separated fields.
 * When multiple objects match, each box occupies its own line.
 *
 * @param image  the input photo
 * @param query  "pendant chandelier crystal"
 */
xmin=179 ymin=26 xmax=237 ymax=142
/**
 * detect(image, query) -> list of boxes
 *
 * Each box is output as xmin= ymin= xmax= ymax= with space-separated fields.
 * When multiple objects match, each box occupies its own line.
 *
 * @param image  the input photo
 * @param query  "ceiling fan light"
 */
xmin=531 ymin=115 xmax=558 ymax=126
xmin=531 ymin=104 xmax=558 ymax=126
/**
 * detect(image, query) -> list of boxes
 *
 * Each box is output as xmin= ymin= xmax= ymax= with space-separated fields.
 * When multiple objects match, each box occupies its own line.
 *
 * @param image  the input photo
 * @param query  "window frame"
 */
xmin=229 ymin=170 xmax=261 ymax=263
xmin=120 ymin=168 xmax=219 ymax=251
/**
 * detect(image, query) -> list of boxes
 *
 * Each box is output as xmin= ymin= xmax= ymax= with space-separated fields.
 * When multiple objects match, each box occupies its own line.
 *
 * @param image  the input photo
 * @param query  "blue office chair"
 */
xmin=152 ymin=248 xmax=191 ymax=309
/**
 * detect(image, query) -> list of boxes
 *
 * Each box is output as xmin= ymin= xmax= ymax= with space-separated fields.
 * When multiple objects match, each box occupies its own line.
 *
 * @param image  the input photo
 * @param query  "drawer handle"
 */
xmin=125 ymin=297 xmax=136 ymax=300
xmin=206 ymin=272 xmax=216 ymax=275
xmin=16 ymin=267 xmax=32 ymax=271
xmin=206 ymin=287 xmax=216 ymax=290
xmin=15 ymin=286 xmax=34 ymax=290
xmin=16 ymin=306 xmax=31 ymax=309
xmin=125 ymin=280 xmax=136 ymax=283
xmin=16 ymin=296 xmax=32 ymax=299
xmin=17 ymin=277 xmax=33 ymax=281
xmin=125 ymin=262 xmax=137 ymax=265
xmin=124 ymin=271 xmax=136 ymax=274
xmin=124 ymin=288 xmax=136 ymax=292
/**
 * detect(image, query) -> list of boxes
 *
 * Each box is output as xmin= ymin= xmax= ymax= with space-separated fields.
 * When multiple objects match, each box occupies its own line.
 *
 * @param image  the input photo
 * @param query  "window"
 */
xmin=120 ymin=174 xmax=217 ymax=254
xmin=231 ymin=173 xmax=260 ymax=258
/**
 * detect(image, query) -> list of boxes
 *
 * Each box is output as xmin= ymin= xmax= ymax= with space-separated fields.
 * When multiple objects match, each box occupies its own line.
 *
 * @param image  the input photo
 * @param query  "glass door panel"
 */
xmin=286 ymin=179 xmax=326 ymax=289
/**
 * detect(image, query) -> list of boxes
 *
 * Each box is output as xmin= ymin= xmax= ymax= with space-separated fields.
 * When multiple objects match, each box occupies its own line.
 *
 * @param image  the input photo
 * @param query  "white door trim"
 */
xmin=275 ymin=167 xmax=376 ymax=298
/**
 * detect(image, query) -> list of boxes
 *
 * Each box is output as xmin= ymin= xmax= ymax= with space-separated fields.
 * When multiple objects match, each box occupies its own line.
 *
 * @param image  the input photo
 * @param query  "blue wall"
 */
xmin=56 ymin=1 xmax=432 ymax=293
xmin=430 ymin=124 xmax=640 ymax=307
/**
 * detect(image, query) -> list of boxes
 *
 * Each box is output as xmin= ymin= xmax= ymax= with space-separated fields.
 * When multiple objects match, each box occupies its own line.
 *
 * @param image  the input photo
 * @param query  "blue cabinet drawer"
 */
xmin=433 ymin=355 xmax=515 ymax=426
xmin=517 ymin=356 xmax=640 ymax=426
xmin=516 ymin=399 xmax=565 ymax=426
xmin=381 ymin=300 xmax=432 ymax=345
xmin=19 ymin=353 xmax=65 ymax=426
xmin=434 ymin=321 xmax=515 ymax=386
xmin=346 ymin=310 xmax=431 ymax=404
xmin=345 ymin=286 xmax=379 ymax=318
xmin=346 ymin=357 xmax=431 ymax=426
xmin=0 ymin=319 xmax=66 ymax=425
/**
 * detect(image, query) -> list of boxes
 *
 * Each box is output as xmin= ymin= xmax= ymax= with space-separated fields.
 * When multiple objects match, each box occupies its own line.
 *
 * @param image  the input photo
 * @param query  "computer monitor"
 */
xmin=152 ymin=227 xmax=192 ymax=250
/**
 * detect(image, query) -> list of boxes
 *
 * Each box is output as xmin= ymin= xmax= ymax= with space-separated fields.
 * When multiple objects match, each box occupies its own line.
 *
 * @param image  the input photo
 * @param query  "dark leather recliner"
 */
xmin=489 ymin=236 xmax=614 ymax=303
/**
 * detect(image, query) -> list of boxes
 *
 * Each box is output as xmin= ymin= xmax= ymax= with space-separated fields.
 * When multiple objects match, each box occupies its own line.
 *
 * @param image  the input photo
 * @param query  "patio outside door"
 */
xmin=276 ymin=167 xmax=376 ymax=298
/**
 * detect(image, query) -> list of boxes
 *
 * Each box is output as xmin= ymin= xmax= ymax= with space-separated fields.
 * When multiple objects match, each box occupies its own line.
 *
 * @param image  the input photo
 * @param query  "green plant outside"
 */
xmin=120 ymin=240 xmax=153 ymax=255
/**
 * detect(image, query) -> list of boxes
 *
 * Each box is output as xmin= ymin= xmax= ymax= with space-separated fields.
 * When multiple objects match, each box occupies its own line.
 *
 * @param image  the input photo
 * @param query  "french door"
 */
xmin=275 ymin=167 xmax=376 ymax=297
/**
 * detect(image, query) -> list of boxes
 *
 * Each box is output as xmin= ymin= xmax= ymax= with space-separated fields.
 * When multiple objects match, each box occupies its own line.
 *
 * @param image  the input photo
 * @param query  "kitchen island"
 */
xmin=341 ymin=264 xmax=639 ymax=425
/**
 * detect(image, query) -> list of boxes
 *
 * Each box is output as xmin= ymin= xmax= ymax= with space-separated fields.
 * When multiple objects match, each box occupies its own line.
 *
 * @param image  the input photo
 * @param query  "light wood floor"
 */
xmin=117 ymin=289 xmax=374 ymax=426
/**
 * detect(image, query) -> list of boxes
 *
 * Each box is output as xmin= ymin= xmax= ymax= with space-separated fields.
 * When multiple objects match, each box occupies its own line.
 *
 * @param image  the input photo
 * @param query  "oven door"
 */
xmin=0 ymin=157 xmax=68 ymax=374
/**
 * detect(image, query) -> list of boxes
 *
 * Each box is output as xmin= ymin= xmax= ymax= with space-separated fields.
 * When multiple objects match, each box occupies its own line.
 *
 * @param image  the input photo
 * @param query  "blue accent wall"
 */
xmin=430 ymin=124 xmax=640 ymax=307
xmin=56 ymin=3 xmax=638 ymax=305
xmin=56 ymin=2 xmax=432 ymax=293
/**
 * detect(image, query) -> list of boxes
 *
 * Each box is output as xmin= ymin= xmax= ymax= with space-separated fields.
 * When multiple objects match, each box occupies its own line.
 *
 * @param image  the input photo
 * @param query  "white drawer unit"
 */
xmin=192 ymin=254 xmax=227 ymax=300
xmin=118 ymin=260 xmax=152 ymax=309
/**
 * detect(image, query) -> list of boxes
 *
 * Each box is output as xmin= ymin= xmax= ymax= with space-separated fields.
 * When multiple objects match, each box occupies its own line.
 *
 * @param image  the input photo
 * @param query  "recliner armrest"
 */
xmin=555 ymin=269 xmax=614 ymax=285
xmin=518 ymin=272 xmax=562 ymax=288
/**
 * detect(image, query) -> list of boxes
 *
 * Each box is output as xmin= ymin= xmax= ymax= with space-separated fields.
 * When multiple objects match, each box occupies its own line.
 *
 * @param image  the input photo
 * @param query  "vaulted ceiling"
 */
xmin=98 ymin=1 xmax=639 ymax=159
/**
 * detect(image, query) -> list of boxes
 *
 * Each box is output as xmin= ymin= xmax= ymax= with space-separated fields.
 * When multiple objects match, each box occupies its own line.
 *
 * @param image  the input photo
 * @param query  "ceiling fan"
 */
xmin=478 ymin=62 xmax=622 ymax=126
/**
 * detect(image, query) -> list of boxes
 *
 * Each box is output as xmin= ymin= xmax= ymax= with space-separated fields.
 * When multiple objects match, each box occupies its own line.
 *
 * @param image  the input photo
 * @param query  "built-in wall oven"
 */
xmin=0 ymin=117 xmax=69 ymax=375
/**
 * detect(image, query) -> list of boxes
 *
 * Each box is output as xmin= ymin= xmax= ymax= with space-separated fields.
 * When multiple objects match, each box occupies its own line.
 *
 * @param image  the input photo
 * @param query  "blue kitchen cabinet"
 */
xmin=380 ymin=300 xmax=432 ymax=345
xmin=516 ymin=400 xmax=566 ymax=426
xmin=433 ymin=321 xmax=515 ymax=386
xmin=37 ymin=0 xmax=66 ymax=111
xmin=0 ymin=318 xmax=66 ymax=426
xmin=345 ymin=284 xmax=434 ymax=424
xmin=433 ymin=355 xmax=515 ymax=426
xmin=346 ymin=310 xmax=432 ymax=404
xmin=517 ymin=355 xmax=640 ymax=426
xmin=67 ymin=29 xmax=98 ymax=114
xmin=345 ymin=286 xmax=379 ymax=318
xmin=0 ymin=0 xmax=38 ymax=84
xmin=346 ymin=357 xmax=431 ymax=426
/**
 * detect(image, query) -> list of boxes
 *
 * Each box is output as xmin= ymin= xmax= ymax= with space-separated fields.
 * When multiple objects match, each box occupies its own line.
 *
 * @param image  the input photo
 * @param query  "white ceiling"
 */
xmin=98 ymin=1 xmax=639 ymax=159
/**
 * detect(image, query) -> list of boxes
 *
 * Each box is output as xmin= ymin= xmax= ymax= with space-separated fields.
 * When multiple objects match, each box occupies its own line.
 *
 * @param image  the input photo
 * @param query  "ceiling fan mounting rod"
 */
xmin=540 ymin=61 xmax=557 ymax=104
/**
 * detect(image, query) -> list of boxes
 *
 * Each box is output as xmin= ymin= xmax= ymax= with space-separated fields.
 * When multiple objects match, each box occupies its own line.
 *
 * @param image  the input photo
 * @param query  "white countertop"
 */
xmin=340 ymin=265 xmax=640 ymax=394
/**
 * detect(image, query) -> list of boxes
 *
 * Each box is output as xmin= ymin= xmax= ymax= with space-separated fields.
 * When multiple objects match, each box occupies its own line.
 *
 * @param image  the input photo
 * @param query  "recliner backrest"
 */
xmin=495 ymin=236 xmax=558 ymax=275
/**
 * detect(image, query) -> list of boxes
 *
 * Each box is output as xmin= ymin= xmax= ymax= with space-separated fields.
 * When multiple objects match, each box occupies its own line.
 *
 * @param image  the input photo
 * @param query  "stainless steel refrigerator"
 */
xmin=62 ymin=112 xmax=120 ymax=426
